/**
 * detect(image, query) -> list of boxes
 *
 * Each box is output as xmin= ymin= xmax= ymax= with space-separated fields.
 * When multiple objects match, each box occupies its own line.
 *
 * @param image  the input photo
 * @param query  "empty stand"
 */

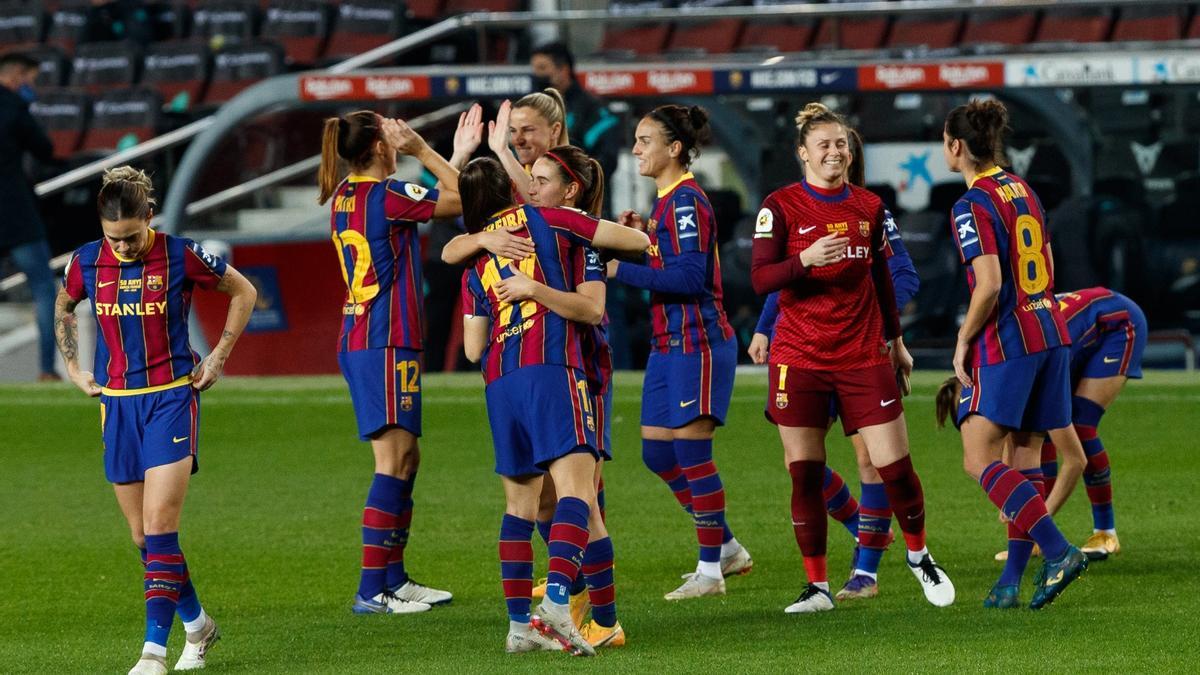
xmin=736 ymin=19 xmax=816 ymax=53
xmin=193 ymin=1 xmax=259 ymax=47
xmin=599 ymin=24 xmax=672 ymax=58
xmin=667 ymin=19 xmax=744 ymax=55
xmin=404 ymin=0 xmax=446 ymax=21
xmin=70 ymin=41 xmax=141 ymax=95
xmin=325 ymin=0 xmax=406 ymax=61
xmin=262 ymin=0 xmax=333 ymax=66
xmin=886 ymin=13 xmax=963 ymax=50
xmin=26 ymin=46 xmax=70 ymax=88
xmin=46 ymin=3 xmax=91 ymax=52
xmin=83 ymin=88 xmax=163 ymax=152
xmin=1035 ymin=8 xmax=1112 ymax=43
xmin=143 ymin=42 xmax=212 ymax=109
xmin=1111 ymin=5 xmax=1185 ymax=42
xmin=959 ymin=11 xmax=1036 ymax=47
xmin=444 ymin=0 xmax=523 ymax=12
xmin=29 ymin=89 xmax=91 ymax=158
xmin=0 ymin=2 xmax=45 ymax=51
xmin=813 ymin=16 xmax=890 ymax=51
xmin=207 ymin=41 xmax=284 ymax=103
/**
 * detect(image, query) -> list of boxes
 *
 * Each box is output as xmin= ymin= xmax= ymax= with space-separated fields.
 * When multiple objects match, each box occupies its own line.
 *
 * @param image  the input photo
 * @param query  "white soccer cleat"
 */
xmin=390 ymin=579 xmax=453 ymax=606
xmin=174 ymin=615 xmax=220 ymax=670
xmin=664 ymin=572 xmax=725 ymax=601
xmin=720 ymin=545 xmax=754 ymax=577
xmin=128 ymin=655 xmax=167 ymax=675
xmin=784 ymin=584 xmax=835 ymax=613
xmin=352 ymin=591 xmax=431 ymax=614
xmin=908 ymin=553 xmax=955 ymax=607
xmin=505 ymin=623 xmax=564 ymax=654
xmin=531 ymin=600 xmax=595 ymax=656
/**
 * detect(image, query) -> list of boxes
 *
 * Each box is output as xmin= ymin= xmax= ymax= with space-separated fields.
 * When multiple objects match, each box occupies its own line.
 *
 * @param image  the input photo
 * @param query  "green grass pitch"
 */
xmin=3 ymin=371 xmax=1199 ymax=672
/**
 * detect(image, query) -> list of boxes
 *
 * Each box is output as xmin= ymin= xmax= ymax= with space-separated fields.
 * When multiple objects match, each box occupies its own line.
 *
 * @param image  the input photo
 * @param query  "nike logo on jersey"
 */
xmin=680 ymin=399 xmax=697 ymax=407
xmin=798 ymin=226 xmax=817 ymax=234
xmin=97 ymin=281 xmax=116 ymax=288
xmin=1103 ymin=357 xmax=1120 ymax=364
xmin=173 ymin=436 xmax=189 ymax=443
xmin=881 ymin=399 xmax=896 ymax=407
xmin=959 ymin=396 xmax=971 ymax=404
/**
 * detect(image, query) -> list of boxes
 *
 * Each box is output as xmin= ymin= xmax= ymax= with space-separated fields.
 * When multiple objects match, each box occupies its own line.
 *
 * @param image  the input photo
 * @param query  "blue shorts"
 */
xmin=486 ymin=365 xmax=598 ymax=477
xmin=957 ymin=347 xmax=1072 ymax=432
xmin=593 ymin=382 xmax=614 ymax=461
xmin=101 ymin=383 xmax=199 ymax=484
xmin=1073 ymin=310 xmax=1147 ymax=382
xmin=641 ymin=336 xmax=737 ymax=428
xmin=338 ymin=347 xmax=422 ymax=441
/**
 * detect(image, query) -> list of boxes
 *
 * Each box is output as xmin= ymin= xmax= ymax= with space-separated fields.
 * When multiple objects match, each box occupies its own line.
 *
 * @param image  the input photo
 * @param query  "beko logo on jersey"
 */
xmin=95 ymin=301 xmax=168 ymax=316
xmin=754 ymin=208 xmax=773 ymax=238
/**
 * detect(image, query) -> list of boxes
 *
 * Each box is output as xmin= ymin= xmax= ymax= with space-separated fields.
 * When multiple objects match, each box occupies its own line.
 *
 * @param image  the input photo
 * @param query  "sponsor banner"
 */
xmin=581 ymin=69 xmax=714 ymax=96
xmin=716 ymin=66 xmax=856 ymax=93
xmin=433 ymin=74 xmax=532 ymax=97
xmin=1004 ymin=55 xmax=1135 ymax=87
xmin=1138 ymin=54 xmax=1200 ymax=84
xmin=863 ymin=142 xmax=961 ymax=213
xmin=240 ymin=266 xmax=288 ymax=333
xmin=299 ymin=75 xmax=431 ymax=101
xmin=859 ymin=62 xmax=1003 ymax=90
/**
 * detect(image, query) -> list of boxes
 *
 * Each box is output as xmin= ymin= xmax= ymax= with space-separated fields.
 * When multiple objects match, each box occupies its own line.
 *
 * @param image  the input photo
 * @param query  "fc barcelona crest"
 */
xmin=586 ymin=414 xmax=595 ymax=432
xmin=146 ymin=275 xmax=163 ymax=292
xmin=775 ymin=392 xmax=789 ymax=409
xmin=400 ymin=396 xmax=413 ymax=412
xmin=858 ymin=220 xmax=871 ymax=238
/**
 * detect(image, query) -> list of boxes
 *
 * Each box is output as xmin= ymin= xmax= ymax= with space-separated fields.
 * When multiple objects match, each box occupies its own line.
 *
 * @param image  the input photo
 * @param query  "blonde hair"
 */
xmin=794 ymin=102 xmax=847 ymax=147
xmin=513 ymin=88 xmax=569 ymax=146
xmin=98 ymin=166 xmax=156 ymax=221
xmin=935 ymin=376 xmax=961 ymax=429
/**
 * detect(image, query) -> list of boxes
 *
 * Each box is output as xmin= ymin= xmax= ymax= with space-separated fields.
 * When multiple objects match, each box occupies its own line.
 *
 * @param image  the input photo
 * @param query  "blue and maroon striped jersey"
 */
xmin=620 ymin=173 xmax=733 ymax=354
xmin=63 ymin=230 xmax=226 ymax=393
xmin=461 ymin=205 xmax=599 ymax=385
xmin=330 ymin=175 xmax=439 ymax=352
xmin=950 ymin=167 xmax=1070 ymax=367
xmin=576 ymin=245 xmax=613 ymax=395
xmin=1057 ymin=287 xmax=1143 ymax=357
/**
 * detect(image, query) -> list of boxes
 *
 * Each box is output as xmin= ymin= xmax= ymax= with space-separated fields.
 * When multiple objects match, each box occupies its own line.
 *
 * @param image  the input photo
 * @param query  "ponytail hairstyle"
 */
xmin=543 ymin=145 xmax=605 ymax=217
xmin=847 ymin=126 xmax=866 ymax=188
xmin=513 ymin=88 xmax=569 ymax=146
xmin=794 ymin=101 xmax=847 ymax=148
xmin=934 ymin=376 xmax=961 ymax=429
xmin=318 ymin=110 xmax=382 ymax=205
xmin=98 ymin=166 xmax=156 ymax=221
xmin=944 ymin=98 xmax=1009 ymax=167
xmin=647 ymin=104 xmax=711 ymax=168
xmin=459 ymin=157 xmax=515 ymax=234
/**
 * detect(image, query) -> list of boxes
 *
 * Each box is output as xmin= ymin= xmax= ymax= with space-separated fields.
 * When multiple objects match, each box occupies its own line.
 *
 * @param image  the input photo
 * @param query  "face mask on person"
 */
xmin=18 ymin=84 xmax=36 ymax=103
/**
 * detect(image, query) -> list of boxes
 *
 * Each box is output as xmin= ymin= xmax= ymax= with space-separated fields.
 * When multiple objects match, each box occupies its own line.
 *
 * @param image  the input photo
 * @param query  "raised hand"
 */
xmin=487 ymin=100 xmax=513 ymax=156
xmin=390 ymin=118 xmax=429 ymax=156
xmin=799 ymin=234 xmax=849 ymax=268
xmin=453 ymin=103 xmax=484 ymax=158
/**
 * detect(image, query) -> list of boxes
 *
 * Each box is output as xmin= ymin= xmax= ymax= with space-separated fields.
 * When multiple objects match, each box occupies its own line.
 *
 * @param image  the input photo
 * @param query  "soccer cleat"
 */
xmin=174 ymin=615 xmax=220 ymax=670
xmin=983 ymin=583 xmax=1020 ymax=609
xmin=720 ymin=544 xmax=754 ymax=577
xmin=128 ymin=655 xmax=167 ymax=675
xmin=835 ymin=574 xmax=878 ymax=600
xmin=531 ymin=577 xmax=548 ymax=600
xmin=505 ymin=623 xmax=564 ymax=654
xmin=389 ymin=579 xmax=453 ymax=606
xmin=784 ymin=584 xmax=835 ymax=613
xmin=579 ymin=620 xmax=626 ymax=649
xmin=907 ymin=553 xmax=955 ymax=607
xmin=1081 ymin=531 xmax=1119 ymax=561
xmin=1030 ymin=546 xmax=1088 ymax=610
xmin=664 ymin=572 xmax=725 ymax=601
xmin=995 ymin=544 xmax=1041 ymax=562
xmin=351 ymin=591 xmax=431 ymax=614
xmin=569 ymin=589 xmax=591 ymax=628
xmin=531 ymin=599 xmax=595 ymax=656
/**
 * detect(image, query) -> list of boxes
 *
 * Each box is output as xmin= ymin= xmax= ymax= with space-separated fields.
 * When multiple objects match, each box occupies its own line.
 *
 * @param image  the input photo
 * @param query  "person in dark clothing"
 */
xmin=0 ymin=53 xmax=59 ymax=380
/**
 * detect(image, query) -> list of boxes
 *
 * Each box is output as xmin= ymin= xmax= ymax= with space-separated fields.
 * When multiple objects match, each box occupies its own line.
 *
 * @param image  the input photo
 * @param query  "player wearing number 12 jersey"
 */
xmin=943 ymin=99 xmax=1087 ymax=610
xmin=319 ymin=110 xmax=463 ymax=615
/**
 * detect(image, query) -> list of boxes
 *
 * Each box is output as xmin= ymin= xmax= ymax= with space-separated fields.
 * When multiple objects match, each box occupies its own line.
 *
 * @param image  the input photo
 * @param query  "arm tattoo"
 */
xmin=54 ymin=296 xmax=80 ymax=364
xmin=221 ymin=330 xmax=234 ymax=340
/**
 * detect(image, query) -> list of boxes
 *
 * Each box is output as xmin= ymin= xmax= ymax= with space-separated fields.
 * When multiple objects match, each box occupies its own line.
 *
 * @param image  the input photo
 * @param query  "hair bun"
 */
xmin=687 ymin=106 xmax=709 ymax=130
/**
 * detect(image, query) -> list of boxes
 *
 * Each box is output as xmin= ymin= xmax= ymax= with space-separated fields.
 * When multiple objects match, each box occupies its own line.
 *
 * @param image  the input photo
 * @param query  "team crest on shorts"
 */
xmin=858 ymin=220 xmax=871 ymax=238
xmin=586 ymin=414 xmax=595 ymax=432
xmin=400 ymin=396 xmax=413 ymax=412
xmin=146 ymin=275 xmax=163 ymax=292
xmin=775 ymin=392 xmax=789 ymax=409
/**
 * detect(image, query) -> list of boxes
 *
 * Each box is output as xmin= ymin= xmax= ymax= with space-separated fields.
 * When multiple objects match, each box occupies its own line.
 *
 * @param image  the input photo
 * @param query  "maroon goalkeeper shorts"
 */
xmin=765 ymin=362 xmax=903 ymax=434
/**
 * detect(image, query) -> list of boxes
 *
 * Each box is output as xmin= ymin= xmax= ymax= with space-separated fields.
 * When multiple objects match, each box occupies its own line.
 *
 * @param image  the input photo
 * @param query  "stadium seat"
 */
xmin=145 ymin=1 xmax=191 ymax=42
xmin=325 ymin=0 xmax=406 ymax=62
xmin=959 ymin=11 xmax=1036 ymax=46
xmin=1190 ymin=12 xmax=1200 ymax=39
xmin=443 ymin=0 xmax=523 ymax=12
xmin=1087 ymin=88 xmax=1158 ymax=137
xmin=70 ymin=41 xmax=141 ymax=95
xmin=886 ymin=13 xmax=963 ymax=50
xmin=262 ymin=0 xmax=333 ymax=66
xmin=193 ymin=0 xmax=260 ymax=47
xmin=599 ymin=24 xmax=672 ymax=58
xmin=143 ymin=41 xmax=211 ymax=109
xmin=813 ymin=16 xmax=890 ymax=51
xmin=666 ymin=19 xmax=744 ymax=55
xmin=405 ymin=0 xmax=446 ymax=21
xmin=1034 ymin=8 xmax=1112 ymax=43
xmin=25 ymin=46 xmax=70 ymax=88
xmin=83 ymin=88 xmax=163 ymax=153
xmin=207 ymin=41 xmax=284 ymax=103
xmin=0 ymin=2 xmax=45 ymax=51
xmin=866 ymin=183 xmax=900 ymax=213
xmin=1111 ymin=5 xmax=1185 ymax=42
xmin=736 ymin=19 xmax=816 ymax=53
xmin=46 ymin=3 xmax=90 ymax=52
xmin=28 ymin=89 xmax=91 ymax=158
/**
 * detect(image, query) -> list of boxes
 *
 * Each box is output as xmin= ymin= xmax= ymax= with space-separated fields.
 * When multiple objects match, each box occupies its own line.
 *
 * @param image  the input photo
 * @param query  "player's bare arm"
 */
xmin=440 ymin=229 xmax=535 ymax=265
xmin=54 ymin=287 xmax=100 ymax=396
xmin=953 ymin=253 xmax=1002 ymax=387
xmin=386 ymin=118 xmax=464 ymax=217
xmin=462 ymin=315 xmax=490 ymax=363
xmin=495 ymin=272 xmax=605 ymax=325
xmin=590 ymin=220 xmax=650 ymax=254
xmin=192 ymin=265 xmax=257 ymax=392
xmin=447 ymin=102 xmax=484 ymax=170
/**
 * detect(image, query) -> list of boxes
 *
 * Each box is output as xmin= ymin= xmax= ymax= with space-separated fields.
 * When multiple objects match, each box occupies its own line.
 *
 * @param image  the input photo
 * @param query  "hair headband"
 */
xmin=545 ymin=151 xmax=583 ymax=187
xmin=650 ymin=109 xmax=687 ymax=148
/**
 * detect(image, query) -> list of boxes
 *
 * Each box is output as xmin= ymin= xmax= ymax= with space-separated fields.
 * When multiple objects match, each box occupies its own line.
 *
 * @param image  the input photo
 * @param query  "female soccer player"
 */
xmin=942 ymin=98 xmax=1088 ymax=610
xmin=488 ymin=89 xmax=570 ymax=201
xmin=606 ymin=104 xmax=752 ymax=601
xmin=458 ymin=157 xmax=647 ymax=655
xmin=318 ymin=110 xmax=464 ymax=615
xmin=749 ymin=126 xmax=919 ymax=601
xmin=442 ymin=145 xmax=624 ymax=648
xmin=751 ymin=103 xmax=954 ymax=614
xmin=55 ymin=167 xmax=257 ymax=674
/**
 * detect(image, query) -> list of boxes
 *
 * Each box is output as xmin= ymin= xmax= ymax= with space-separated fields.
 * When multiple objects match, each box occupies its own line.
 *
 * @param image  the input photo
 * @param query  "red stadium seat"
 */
xmin=599 ymin=24 xmax=672 ymax=58
xmin=25 ymin=46 xmax=70 ymax=88
xmin=29 ymin=89 xmax=91 ymax=158
xmin=443 ymin=0 xmax=522 ymax=12
xmin=1034 ymin=8 xmax=1112 ymax=43
xmin=46 ymin=3 xmax=90 ymax=52
xmin=1111 ymin=6 xmax=1185 ymax=42
xmin=813 ymin=17 xmax=890 ymax=51
xmin=192 ymin=1 xmax=260 ymax=47
xmin=1190 ymin=12 xmax=1200 ymax=39
xmin=262 ymin=0 xmax=334 ymax=66
xmin=70 ymin=41 xmax=141 ymax=96
xmin=667 ymin=19 xmax=744 ymax=55
xmin=143 ymin=42 xmax=211 ymax=109
xmin=326 ymin=0 xmax=405 ymax=61
xmin=0 ymin=3 xmax=46 ymax=52
xmin=886 ymin=13 xmax=964 ymax=50
xmin=82 ymin=88 xmax=162 ymax=154
xmin=736 ymin=20 xmax=816 ymax=53
xmin=960 ymin=11 xmax=1036 ymax=46
xmin=405 ymin=0 xmax=446 ymax=21
xmin=207 ymin=41 xmax=284 ymax=103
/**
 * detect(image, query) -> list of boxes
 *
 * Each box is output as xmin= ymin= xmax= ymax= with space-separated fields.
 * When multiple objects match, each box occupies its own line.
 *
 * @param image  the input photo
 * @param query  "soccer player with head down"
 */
xmin=942 ymin=98 xmax=1089 ymax=610
xmin=606 ymin=104 xmax=753 ymax=601
xmin=55 ymin=167 xmax=257 ymax=674
xmin=750 ymin=103 xmax=954 ymax=614
xmin=458 ymin=157 xmax=648 ymax=655
xmin=749 ymin=125 xmax=920 ymax=601
xmin=318 ymin=110 xmax=464 ymax=615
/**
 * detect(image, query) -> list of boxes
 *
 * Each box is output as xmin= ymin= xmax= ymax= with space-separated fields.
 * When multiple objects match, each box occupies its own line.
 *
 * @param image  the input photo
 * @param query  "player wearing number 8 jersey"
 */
xmin=319 ymin=110 xmax=465 ymax=615
xmin=943 ymin=99 xmax=1088 ymax=610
